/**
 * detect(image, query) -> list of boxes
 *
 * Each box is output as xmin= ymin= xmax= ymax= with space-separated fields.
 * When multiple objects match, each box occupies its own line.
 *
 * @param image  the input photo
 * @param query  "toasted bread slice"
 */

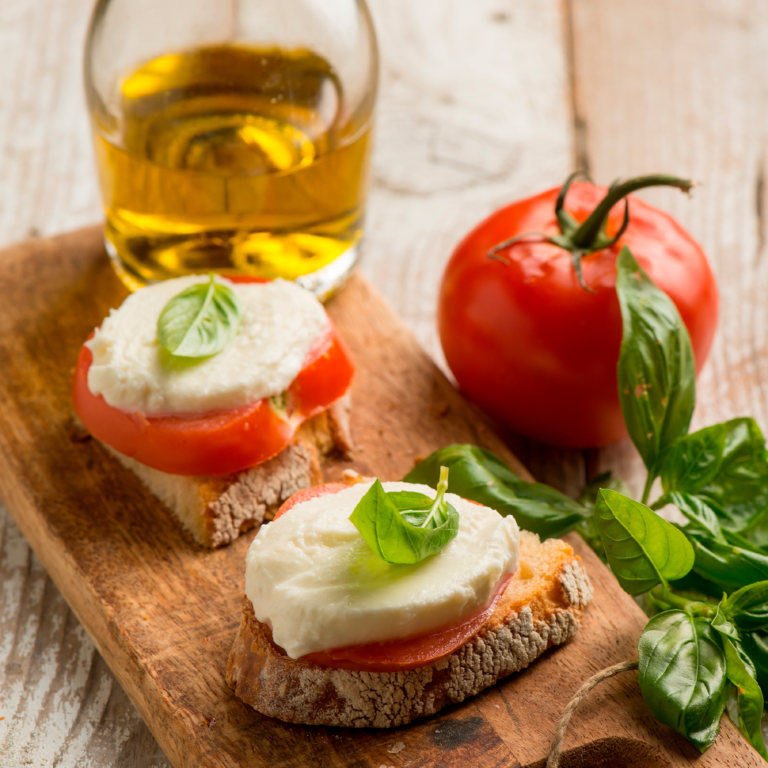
xmin=104 ymin=395 xmax=353 ymax=549
xmin=226 ymin=530 xmax=592 ymax=727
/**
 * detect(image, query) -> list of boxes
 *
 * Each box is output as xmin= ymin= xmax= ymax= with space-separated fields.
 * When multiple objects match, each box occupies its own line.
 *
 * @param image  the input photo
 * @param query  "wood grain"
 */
xmin=0 ymin=226 xmax=761 ymax=768
xmin=3 ymin=0 xmax=768 ymax=764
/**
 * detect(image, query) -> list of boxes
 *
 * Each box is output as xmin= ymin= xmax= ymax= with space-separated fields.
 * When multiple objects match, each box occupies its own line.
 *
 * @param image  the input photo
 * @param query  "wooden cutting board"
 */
xmin=0 ymin=226 xmax=759 ymax=768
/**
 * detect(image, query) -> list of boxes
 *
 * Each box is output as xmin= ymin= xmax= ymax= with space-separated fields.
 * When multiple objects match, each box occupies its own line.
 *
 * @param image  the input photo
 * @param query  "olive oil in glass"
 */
xmin=93 ymin=46 xmax=370 ymax=292
xmin=84 ymin=0 xmax=378 ymax=296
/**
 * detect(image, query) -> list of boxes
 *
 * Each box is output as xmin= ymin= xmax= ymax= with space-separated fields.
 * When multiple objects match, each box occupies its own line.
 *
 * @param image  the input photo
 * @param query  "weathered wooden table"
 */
xmin=1 ymin=0 xmax=767 ymax=765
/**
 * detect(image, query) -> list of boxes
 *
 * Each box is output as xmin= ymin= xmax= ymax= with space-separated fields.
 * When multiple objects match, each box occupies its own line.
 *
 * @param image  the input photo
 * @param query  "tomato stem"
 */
xmin=487 ymin=172 xmax=694 ymax=292
xmin=570 ymin=174 xmax=694 ymax=250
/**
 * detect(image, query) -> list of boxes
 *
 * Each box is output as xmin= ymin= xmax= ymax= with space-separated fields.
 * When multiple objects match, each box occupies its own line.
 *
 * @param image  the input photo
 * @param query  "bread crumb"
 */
xmin=341 ymin=469 xmax=371 ymax=485
xmin=387 ymin=742 xmax=405 ymax=754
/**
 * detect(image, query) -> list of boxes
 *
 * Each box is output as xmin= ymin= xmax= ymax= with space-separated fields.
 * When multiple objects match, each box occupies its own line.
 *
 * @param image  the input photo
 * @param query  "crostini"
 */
xmin=227 ymin=477 xmax=592 ymax=727
xmin=72 ymin=275 xmax=354 ymax=548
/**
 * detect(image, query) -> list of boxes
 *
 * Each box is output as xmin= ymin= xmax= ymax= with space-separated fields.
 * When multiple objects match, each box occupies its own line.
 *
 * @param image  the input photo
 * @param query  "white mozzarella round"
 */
xmin=86 ymin=276 xmax=329 ymax=415
xmin=245 ymin=481 xmax=520 ymax=659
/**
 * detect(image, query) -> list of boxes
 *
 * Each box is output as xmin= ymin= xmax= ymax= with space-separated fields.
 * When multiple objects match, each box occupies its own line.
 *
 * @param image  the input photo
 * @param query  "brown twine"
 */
xmin=546 ymin=660 xmax=639 ymax=768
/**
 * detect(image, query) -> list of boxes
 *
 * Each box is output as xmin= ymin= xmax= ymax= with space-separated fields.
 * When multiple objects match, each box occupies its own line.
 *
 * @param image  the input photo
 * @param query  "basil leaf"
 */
xmin=638 ymin=610 xmax=728 ymax=752
xmin=616 ymin=246 xmax=696 ymax=478
xmin=722 ymin=581 xmax=768 ymax=633
xmin=574 ymin=471 xmax=633 ymax=562
xmin=387 ymin=491 xmax=445 ymax=526
xmin=697 ymin=418 xmax=768 ymax=534
xmin=687 ymin=529 xmax=768 ymax=592
xmin=157 ymin=275 xmax=243 ymax=358
xmin=667 ymin=492 xmax=726 ymax=542
xmin=720 ymin=634 xmax=768 ymax=760
xmin=741 ymin=631 xmax=768 ymax=700
xmin=594 ymin=489 xmax=694 ymax=595
xmin=404 ymin=444 xmax=588 ymax=539
xmin=711 ymin=603 xmax=741 ymax=641
xmin=661 ymin=424 xmax=727 ymax=495
xmin=349 ymin=479 xmax=459 ymax=564
xmin=386 ymin=491 xmax=434 ymax=512
xmin=659 ymin=418 xmax=768 ymax=544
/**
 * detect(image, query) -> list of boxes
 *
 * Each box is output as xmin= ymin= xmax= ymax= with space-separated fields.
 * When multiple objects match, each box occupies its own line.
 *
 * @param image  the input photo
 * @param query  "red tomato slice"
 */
xmin=303 ymin=574 xmax=512 ymax=672
xmin=273 ymin=482 xmax=350 ymax=520
xmin=274 ymin=482 xmax=513 ymax=672
xmin=72 ymin=281 xmax=354 ymax=476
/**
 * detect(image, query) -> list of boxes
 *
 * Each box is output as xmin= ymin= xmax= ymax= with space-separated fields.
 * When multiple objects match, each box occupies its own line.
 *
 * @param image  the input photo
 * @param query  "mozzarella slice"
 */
xmin=245 ymin=481 xmax=520 ymax=659
xmin=86 ymin=276 xmax=329 ymax=415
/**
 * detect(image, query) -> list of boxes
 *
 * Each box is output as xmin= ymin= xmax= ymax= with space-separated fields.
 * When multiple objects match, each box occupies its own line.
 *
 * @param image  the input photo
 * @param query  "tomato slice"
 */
xmin=73 ymin=284 xmax=355 ymax=476
xmin=303 ymin=574 xmax=512 ymax=672
xmin=273 ymin=483 xmax=513 ymax=672
xmin=273 ymin=482 xmax=350 ymax=520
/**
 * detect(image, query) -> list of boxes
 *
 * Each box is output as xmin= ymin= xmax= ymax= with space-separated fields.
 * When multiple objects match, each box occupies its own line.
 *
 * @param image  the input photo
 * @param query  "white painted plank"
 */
xmin=569 ymin=0 xmax=768 ymax=498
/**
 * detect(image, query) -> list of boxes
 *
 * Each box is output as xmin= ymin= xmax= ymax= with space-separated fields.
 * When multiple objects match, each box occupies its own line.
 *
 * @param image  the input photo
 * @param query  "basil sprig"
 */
xmin=350 ymin=467 xmax=459 ymax=564
xmin=409 ymin=242 xmax=768 ymax=758
xmin=157 ymin=275 xmax=242 ymax=359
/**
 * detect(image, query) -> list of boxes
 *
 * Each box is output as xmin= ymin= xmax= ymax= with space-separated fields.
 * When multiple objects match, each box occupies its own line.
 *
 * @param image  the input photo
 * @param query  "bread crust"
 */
xmin=104 ymin=394 xmax=353 ymax=548
xmin=226 ymin=531 xmax=593 ymax=727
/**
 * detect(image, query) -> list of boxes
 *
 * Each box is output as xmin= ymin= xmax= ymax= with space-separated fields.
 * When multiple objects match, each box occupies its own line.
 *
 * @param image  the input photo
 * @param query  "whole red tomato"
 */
xmin=438 ymin=176 xmax=719 ymax=448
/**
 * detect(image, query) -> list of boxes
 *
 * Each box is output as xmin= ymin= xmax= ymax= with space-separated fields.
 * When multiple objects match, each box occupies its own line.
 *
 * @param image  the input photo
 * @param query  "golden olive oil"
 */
xmin=90 ymin=46 xmax=373 ymax=293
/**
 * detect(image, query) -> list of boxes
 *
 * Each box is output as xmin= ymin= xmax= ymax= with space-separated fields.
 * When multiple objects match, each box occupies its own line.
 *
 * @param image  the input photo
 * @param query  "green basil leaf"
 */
xmin=386 ymin=491 xmax=434 ymax=511
xmin=741 ymin=631 xmax=768 ymax=701
xmin=667 ymin=492 xmax=726 ymax=542
xmin=573 ymin=472 xmax=632 ymax=563
xmin=687 ymin=529 xmax=768 ymax=592
xmin=404 ymin=444 xmax=588 ymax=539
xmin=616 ymin=246 xmax=696 ymax=477
xmin=386 ymin=492 xmax=437 ymax=526
xmin=697 ymin=418 xmax=768 ymax=534
xmin=720 ymin=634 xmax=768 ymax=760
xmin=722 ymin=581 xmax=768 ymax=633
xmin=638 ymin=610 xmax=728 ymax=752
xmin=157 ymin=275 xmax=243 ymax=358
xmin=711 ymin=603 xmax=741 ymax=641
xmin=661 ymin=424 xmax=727 ymax=495
xmin=349 ymin=479 xmax=459 ymax=564
xmin=594 ymin=489 xmax=694 ymax=595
